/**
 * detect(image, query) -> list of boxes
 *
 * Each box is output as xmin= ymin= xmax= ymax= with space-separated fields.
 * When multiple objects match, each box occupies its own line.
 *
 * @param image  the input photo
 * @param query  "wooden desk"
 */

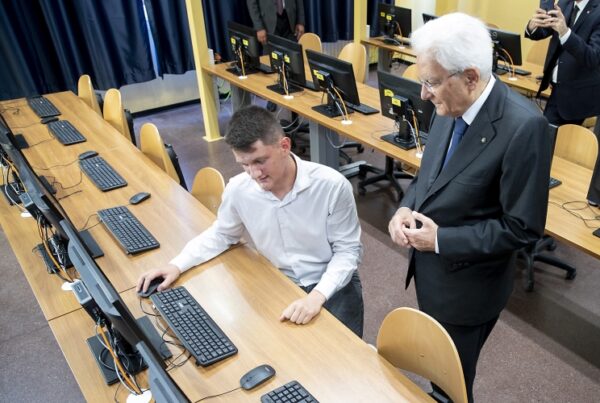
xmin=51 ymin=247 xmax=431 ymax=402
xmin=203 ymin=62 xmax=424 ymax=171
xmin=547 ymin=157 xmax=600 ymax=259
xmin=361 ymin=36 xmax=550 ymax=99
xmin=2 ymin=93 xmax=433 ymax=402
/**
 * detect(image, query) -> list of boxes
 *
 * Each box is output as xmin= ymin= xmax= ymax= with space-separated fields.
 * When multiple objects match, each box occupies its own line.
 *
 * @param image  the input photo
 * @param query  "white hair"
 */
xmin=410 ymin=12 xmax=492 ymax=80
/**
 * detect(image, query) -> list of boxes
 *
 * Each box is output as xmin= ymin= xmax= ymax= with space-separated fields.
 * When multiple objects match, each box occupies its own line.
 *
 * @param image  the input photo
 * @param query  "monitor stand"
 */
xmin=267 ymin=82 xmax=303 ymax=95
xmin=12 ymin=134 xmax=29 ymax=149
xmin=35 ymin=229 xmax=103 ymax=270
xmin=1 ymin=182 xmax=21 ymax=205
xmin=86 ymin=316 xmax=172 ymax=385
xmin=312 ymin=103 xmax=355 ymax=119
xmin=382 ymin=132 xmax=415 ymax=150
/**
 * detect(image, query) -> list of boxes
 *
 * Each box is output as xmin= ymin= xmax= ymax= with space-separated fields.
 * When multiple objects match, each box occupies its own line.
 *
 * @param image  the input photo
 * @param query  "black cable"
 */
xmin=79 ymin=212 xmax=101 ymax=232
xmin=193 ymin=386 xmax=242 ymax=402
xmin=548 ymin=200 xmax=600 ymax=229
xmin=30 ymin=158 xmax=79 ymax=171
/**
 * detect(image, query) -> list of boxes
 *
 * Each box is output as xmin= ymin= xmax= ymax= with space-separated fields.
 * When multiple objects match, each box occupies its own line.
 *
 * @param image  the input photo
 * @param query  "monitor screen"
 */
xmin=62 ymin=219 xmax=169 ymax=385
xmin=489 ymin=27 xmax=523 ymax=66
xmin=377 ymin=70 xmax=435 ymax=150
xmin=266 ymin=33 xmax=306 ymax=93
xmin=305 ymin=49 xmax=360 ymax=118
xmin=378 ymin=3 xmax=412 ymax=39
xmin=226 ymin=21 xmax=261 ymax=74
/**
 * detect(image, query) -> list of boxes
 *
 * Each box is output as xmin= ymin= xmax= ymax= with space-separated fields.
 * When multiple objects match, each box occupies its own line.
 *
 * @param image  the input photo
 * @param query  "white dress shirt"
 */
xmin=170 ymin=154 xmax=362 ymax=300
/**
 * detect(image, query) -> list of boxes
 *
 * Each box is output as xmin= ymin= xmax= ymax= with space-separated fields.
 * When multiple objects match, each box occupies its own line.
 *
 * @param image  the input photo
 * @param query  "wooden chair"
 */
xmin=191 ymin=167 xmax=225 ymax=215
xmin=139 ymin=123 xmax=183 ymax=186
xmin=377 ymin=307 xmax=468 ymax=403
xmin=103 ymin=88 xmax=134 ymax=143
xmin=338 ymin=42 xmax=367 ymax=83
xmin=519 ymin=124 xmax=597 ymax=290
xmin=526 ymin=37 xmax=550 ymax=67
xmin=298 ymin=32 xmax=322 ymax=54
xmin=402 ymin=64 xmax=419 ymax=82
xmin=77 ymin=74 xmax=102 ymax=116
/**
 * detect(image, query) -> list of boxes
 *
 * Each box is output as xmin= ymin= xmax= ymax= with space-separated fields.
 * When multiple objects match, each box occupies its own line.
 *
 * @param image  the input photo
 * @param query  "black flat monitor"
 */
xmin=489 ymin=27 xmax=523 ymax=72
xmin=305 ymin=49 xmax=360 ymax=118
xmin=226 ymin=21 xmax=261 ymax=76
xmin=377 ymin=70 xmax=434 ymax=150
xmin=266 ymin=33 xmax=306 ymax=95
xmin=61 ymin=219 xmax=172 ymax=386
xmin=378 ymin=3 xmax=412 ymax=44
xmin=422 ymin=12 xmax=438 ymax=24
xmin=137 ymin=341 xmax=189 ymax=403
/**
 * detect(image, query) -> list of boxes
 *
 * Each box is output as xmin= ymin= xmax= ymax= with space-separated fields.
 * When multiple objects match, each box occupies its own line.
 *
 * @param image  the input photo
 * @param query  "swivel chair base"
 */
xmin=518 ymin=236 xmax=577 ymax=292
xmin=357 ymin=156 xmax=413 ymax=201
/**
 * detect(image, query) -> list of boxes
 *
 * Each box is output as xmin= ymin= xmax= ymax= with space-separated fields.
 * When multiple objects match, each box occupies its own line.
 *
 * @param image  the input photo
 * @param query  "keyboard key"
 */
xmin=261 ymin=380 xmax=319 ymax=403
xmin=97 ymin=205 xmax=159 ymax=254
xmin=150 ymin=287 xmax=237 ymax=366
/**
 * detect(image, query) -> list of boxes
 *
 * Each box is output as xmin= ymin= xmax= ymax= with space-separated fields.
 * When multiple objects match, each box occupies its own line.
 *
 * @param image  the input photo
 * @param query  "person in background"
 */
xmin=525 ymin=0 xmax=600 ymax=205
xmin=388 ymin=13 xmax=552 ymax=402
xmin=247 ymin=0 xmax=305 ymax=44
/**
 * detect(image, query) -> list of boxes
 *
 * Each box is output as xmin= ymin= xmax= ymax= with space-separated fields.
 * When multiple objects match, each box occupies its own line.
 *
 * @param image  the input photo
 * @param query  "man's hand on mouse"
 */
xmin=279 ymin=290 xmax=326 ymax=325
xmin=137 ymin=265 xmax=180 ymax=293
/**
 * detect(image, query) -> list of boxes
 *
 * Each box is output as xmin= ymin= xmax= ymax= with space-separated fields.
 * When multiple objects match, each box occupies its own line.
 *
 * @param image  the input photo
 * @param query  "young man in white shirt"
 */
xmin=137 ymin=105 xmax=364 ymax=336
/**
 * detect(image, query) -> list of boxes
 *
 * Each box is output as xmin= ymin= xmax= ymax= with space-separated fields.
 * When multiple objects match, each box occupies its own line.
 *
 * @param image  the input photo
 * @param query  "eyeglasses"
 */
xmin=419 ymin=71 xmax=460 ymax=93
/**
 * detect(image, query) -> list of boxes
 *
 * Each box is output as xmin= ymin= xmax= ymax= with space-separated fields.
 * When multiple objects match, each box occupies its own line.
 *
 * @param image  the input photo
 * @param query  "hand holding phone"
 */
xmin=540 ymin=0 xmax=555 ymax=12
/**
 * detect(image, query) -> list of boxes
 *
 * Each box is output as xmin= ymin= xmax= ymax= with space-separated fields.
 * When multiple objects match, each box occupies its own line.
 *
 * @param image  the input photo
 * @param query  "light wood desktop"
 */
xmin=361 ymin=36 xmax=550 ymax=99
xmin=1 ymin=93 xmax=433 ymax=402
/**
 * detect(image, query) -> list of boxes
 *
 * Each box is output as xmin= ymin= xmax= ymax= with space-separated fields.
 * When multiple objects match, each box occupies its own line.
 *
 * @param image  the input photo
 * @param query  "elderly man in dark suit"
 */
xmin=247 ymin=0 xmax=305 ymax=44
xmin=525 ymin=0 xmax=600 ymax=205
xmin=388 ymin=13 xmax=552 ymax=402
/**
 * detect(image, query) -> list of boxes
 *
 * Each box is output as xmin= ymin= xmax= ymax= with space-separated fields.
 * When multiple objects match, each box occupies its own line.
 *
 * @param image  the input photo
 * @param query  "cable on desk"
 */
xmin=79 ymin=212 xmax=101 ymax=232
xmin=548 ymin=200 xmax=600 ymax=228
xmin=194 ymin=386 xmax=242 ymax=402
xmin=30 ymin=158 xmax=79 ymax=171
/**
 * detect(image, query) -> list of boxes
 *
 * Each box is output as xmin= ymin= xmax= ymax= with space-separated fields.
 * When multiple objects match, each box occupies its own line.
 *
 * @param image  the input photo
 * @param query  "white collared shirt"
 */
xmin=170 ymin=154 xmax=362 ymax=299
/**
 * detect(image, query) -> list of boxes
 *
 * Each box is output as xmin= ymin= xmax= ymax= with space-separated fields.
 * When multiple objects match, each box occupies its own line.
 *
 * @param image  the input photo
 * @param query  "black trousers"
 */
xmin=301 ymin=271 xmax=364 ymax=338
xmin=432 ymin=315 xmax=499 ymax=403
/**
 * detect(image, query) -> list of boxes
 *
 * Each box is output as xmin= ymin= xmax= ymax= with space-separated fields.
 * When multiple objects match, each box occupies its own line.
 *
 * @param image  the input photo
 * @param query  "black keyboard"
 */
xmin=27 ymin=96 xmax=61 ymax=118
xmin=150 ymin=287 xmax=237 ymax=366
xmin=549 ymin=176 xmax=562 ymax=189
xmin=496 ymin=65 xmax=531 ymax=76
xmin=97 ymin=205 xmax=160 ymax=254
xmin=381 ymin=36 xmax=411 ymax=46
xmin=345 ymin=102 xmax=379 ymax=115
xmin=261 ymin=381 xmax=319 ymax=403
xmin=79 ymin=156 xmax=127 ymax=191
xmin=47 ymin=120 xmax=86 ymax=145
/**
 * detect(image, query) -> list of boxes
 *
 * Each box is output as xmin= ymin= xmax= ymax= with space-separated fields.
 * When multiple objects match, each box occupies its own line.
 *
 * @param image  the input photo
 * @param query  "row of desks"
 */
xmin=0 ymin=92 xmax=433 ymax=402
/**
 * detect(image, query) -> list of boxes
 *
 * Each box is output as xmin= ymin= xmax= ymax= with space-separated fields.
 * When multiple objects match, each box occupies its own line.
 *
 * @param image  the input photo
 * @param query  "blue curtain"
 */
xmin=144 ymin=0 xmax=195 ymax=75
xmin=369 ymin=0 xmax=394 ymax=38
xmin=0 ymin=0 xmax=155 ymax=100
xmin=201 ymin=0 xmax=253 ymax=62
xmin=304 ymin=0 xmax=353 ymax=42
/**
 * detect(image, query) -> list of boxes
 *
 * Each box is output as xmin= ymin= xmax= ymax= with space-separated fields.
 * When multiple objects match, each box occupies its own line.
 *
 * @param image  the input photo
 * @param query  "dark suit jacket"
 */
xmin=525 ymin=0 xmax=600 ymax=120
xmin=247 ymin=0 xmax=305 ymax=34
xmin=401 ymin=80 xmax=552 ymax=326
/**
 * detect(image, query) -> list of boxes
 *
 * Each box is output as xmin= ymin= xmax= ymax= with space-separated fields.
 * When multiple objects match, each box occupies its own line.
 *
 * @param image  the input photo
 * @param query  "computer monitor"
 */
xmin=305 ymin=49 xmax=360 ymax=118
xmin=266 ymin=33 xmax=306 ymax=95
xmin=137 ymin=341 xmax=189 ymax=403
xmin=489 ymin=27 xmax=523 ymax=73
xmin=422 ymin=12 xmax=438 ymax=24
xmin=226 ymin=21 xmax=262 ymax=76
xmin=61 ymin=219 xmax=172 ymax=386
xmin=377 ymin=3 xmax=412 ymax=45
xmin=377 ymin=70 xmax=435 ymax=150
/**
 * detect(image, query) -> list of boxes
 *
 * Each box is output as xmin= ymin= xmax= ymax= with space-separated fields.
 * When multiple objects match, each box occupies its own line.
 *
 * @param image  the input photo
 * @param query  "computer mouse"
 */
xmin=129 ymin=191 xmax=151 ymax=205
xmin=41 ymin=116 xmax=59 ymax=124
xmin=240 ymin=364 xmax=276 ymax=390
xmin=137 ymin=276 xmax=164 ymax=298
xmin=78 ymin=150 xmax=98 ymax=160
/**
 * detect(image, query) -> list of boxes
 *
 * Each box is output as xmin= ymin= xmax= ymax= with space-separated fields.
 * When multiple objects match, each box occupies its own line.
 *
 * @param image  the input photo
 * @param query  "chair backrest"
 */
xmin=139 ymin=123 xmax=181 ymax=184
xmin=377 ymin=307 xmax=468 ymax=403
xmin=555 ymin=124 xmax=599 ymax=170
xmin=298 ymin=32 xmax=322 ymax=82
xmin=338 ymin=42 xmax=367 ymax=83
xmin=191 ymin=167 xmax=225 ymax=215
xmin=77 ymin=74 xmax=102 ymax=116
xmin=526 ymin=38 xmax=550 ymax=66
xmin=402 ymin=64 xmax=419 ymax=81
xmin=103 ymin=88 xmax=133 ymax=143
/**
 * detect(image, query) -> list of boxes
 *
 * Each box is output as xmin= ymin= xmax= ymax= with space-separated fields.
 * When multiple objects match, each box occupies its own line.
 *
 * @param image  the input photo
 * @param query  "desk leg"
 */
xmin=231 ymin=86 xmax=251 ymax=111
xmin=378 ymin=48 xmax=391 ymax=73
xmin=309 ymin=121 xmax=339 ymax=170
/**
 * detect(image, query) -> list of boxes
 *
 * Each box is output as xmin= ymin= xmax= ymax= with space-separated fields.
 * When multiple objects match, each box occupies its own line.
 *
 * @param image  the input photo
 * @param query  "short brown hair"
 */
xmin=224 ymin=106 xmax=283 ymax=151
